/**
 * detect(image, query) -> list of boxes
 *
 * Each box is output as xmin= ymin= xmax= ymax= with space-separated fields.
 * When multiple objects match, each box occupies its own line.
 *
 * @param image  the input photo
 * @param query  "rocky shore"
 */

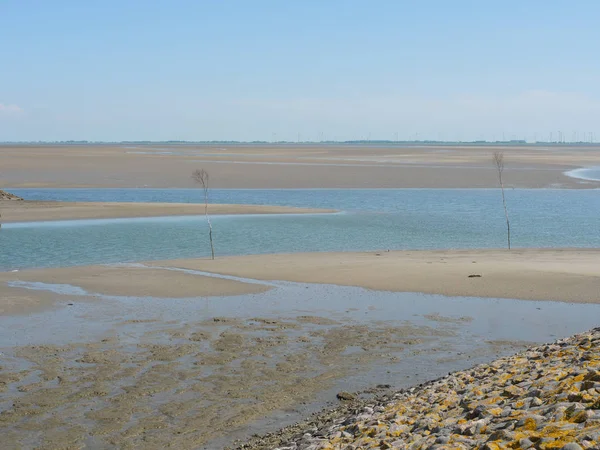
xmin=0 ymin=190 xmax=23 ymax=201
xmin=237 ymin=328 xmax=600 ymax=450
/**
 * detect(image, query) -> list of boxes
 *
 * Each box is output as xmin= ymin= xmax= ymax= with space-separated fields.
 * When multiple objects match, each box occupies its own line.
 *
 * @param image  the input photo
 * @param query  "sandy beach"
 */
xmin=0 ymin=200 xmax=334 ymax=223
xmin=151 ymin=248 xmax=600 ymax=304
xmin=1 ymin=144 xmax=600 ymax=189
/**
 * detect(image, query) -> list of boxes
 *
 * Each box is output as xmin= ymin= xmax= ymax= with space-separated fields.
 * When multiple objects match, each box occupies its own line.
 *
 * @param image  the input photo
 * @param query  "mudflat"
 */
xmin=152 ymin=248 xmax=600 ymax=303
xmin=1 ymin=143 xmax=600 ymax=189
xmin=0 ymin=200 xmax=334 ymax=223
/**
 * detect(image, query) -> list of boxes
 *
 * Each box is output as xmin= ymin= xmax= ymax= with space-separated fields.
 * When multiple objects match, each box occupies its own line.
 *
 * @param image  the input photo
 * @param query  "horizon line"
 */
xmin=1 ymin=140 xmax=599 ymax=146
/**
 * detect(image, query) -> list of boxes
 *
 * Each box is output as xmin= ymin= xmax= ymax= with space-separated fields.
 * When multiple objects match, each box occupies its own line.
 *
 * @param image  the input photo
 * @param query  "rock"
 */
xmin=487 ymin=429 xmax=515 ymax=441
xmin=0 ymin=190 xmax=23 ymax=201
xmin=519 ymin=438 xmax=534 ymax=449
xmin=531 ymin=396 xmax=543 ymax=406
xmin=336 ymin=391 xmax=355 ymax=401
xmin=561 ymin=444 xmax=583 ymax=450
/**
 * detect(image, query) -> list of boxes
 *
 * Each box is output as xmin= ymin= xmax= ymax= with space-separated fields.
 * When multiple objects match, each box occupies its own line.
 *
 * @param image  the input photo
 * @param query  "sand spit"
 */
xmin=236 ymin=328 xmax=600 ymax=449
xmin=152 ymin=248 xmax=600 ymax=304
xmin=0 ymin=201 xmax=335 ymax=223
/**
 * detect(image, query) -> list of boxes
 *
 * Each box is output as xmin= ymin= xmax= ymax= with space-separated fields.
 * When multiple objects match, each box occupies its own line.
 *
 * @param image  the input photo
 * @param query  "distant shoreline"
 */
xmin=3 ymin=141 xmax=600 ymax=147
xmin=2 ymin=143 xmax=599 ymax=189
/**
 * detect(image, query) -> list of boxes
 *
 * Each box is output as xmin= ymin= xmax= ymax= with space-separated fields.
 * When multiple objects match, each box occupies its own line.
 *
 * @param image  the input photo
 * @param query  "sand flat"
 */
xmin=0 ymin=265 xmax=269 ymax=314
xmin=3 ymin=249 xmax=598 ymax=314
xmin=1 ymin=144 xmax=600 ymax=188
xmin=151 ymin=248 xmax=600 ymax=303
xmin=0 ymin=201 xmax=334 ymax=223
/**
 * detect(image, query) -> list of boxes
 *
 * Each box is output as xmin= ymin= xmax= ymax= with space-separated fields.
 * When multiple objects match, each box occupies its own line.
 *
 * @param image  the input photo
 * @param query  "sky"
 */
xmin=2 ymin=0 xmax=600 ymax=142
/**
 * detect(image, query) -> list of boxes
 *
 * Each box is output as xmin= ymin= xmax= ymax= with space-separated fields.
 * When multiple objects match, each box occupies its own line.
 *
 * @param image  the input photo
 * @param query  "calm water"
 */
xmin=1 ymin=188 xmax=599 ymax=271
xmin=565 ymin=166 xmax=600 ymax=182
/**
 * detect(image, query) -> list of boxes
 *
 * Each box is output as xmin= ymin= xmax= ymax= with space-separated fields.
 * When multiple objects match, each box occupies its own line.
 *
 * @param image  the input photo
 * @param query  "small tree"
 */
xmin=192 ymin=169 xmax=215 ymax=260
xmin=493 ymin=151 xmax=511 ymax=250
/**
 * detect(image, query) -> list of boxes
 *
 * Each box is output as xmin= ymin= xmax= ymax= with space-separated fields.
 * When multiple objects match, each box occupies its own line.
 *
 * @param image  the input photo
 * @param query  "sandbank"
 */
xmin=0 ymin=200 xmax=334 ymax=223
xmin=0 ymin=265 xmax=268 ymax=314
xmin=2 ymin=144 xmax=600 ymax=189
xmin=151 ymin=248 xmax=600 ymax=303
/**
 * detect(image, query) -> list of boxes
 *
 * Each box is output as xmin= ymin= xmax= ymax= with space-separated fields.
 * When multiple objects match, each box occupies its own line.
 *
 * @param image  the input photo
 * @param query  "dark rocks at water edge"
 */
xmin=237 ymin=328 xmax=600 ymax=450
xmin=0 ymin=190 xmax=23 ymax=201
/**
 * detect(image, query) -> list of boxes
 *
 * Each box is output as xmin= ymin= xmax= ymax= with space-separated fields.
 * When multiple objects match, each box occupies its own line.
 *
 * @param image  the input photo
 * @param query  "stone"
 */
xmin=519 ymin=438 xmax=534 ymax=449
xmin=0 ymin=190 xmax=23 ymax=201
xmin=560 ymin=444 xmax=583 ymax=450
xmin=336 ymin=391 xmax=355 ymax=401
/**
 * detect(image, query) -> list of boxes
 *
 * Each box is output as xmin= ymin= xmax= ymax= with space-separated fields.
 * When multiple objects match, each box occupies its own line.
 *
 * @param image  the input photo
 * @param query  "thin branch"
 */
xmin=192 ymin=169 xmax=215 ymax=260
xmin=493 ymin=152 xmax=511 ymax=250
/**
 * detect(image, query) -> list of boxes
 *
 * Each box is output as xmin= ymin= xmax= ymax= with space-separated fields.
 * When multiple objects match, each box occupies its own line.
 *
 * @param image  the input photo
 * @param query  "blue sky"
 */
xmin=2 ymin=1 xmax=600 ymax=142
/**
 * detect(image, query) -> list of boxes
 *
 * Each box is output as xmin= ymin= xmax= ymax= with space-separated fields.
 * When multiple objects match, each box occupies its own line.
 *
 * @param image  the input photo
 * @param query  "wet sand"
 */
xmin=3 ymin=267 xmax=600 ymax=449
xmin=0 ymin=200 xmax=334 ymax=223
xmin=152 ymin=248 xmax=600 ymax=303
xmin=0 ymin=265 xmax=269 ymax=315
xmin=1 ymin=310 xmax=458 ymax=450
xmin=2 ymin=248 xmax=598 ymax=316
xmin=2 ymin=144 xmax=600 ymax=189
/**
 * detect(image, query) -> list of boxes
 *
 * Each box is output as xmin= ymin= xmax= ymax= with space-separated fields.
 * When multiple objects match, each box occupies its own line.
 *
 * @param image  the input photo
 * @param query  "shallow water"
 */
xmin=1 ymin=188 xmax=600 ymax=270
xmin=4 ymin=274 xmax=596 ymax=348
xmin=565 ymin=166 xmax=600 ymax=182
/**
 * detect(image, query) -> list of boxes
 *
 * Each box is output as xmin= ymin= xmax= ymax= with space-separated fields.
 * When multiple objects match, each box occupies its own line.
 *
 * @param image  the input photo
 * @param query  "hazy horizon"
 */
xmin=2 ymin=1 xmax=600 ymax=142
